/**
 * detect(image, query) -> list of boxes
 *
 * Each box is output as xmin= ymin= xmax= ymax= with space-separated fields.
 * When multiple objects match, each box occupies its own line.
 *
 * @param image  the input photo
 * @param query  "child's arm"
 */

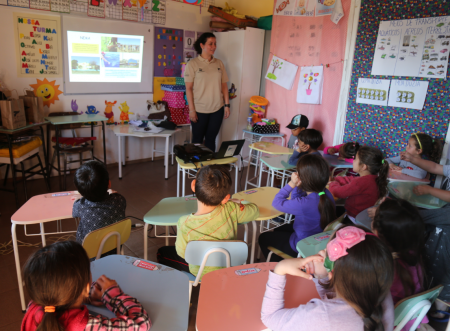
xmin=87 ymin=276 xmax=151 ymax=331
xmin=386 ymin=155 xmax=401 ymax=164
xmin=235 ymin=201 xmax=260 ymax=224
xmin=413 ymin=185 xmax=450 ymax=203
xmin=400 ymin=165 xmax=427 ymax=179
xmin=175 ymin=216 xmax=189 ymax=258
xmin=272 ymin=184 xmax=307 ymax=215
xmin=288 ymin=150 xmax=307 ymax=166
xmin=401 ymin=151 xmax=445 ymax=176
xmin=328 ymin=176 xmax=361 ymax=199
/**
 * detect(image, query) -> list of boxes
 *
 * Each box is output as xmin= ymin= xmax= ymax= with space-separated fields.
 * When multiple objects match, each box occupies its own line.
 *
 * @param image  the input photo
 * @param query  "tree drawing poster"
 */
xmin=265 ymin=55 xmax=298 ymax=90
xmin=296 ymin=65 xmax=324 ymax=104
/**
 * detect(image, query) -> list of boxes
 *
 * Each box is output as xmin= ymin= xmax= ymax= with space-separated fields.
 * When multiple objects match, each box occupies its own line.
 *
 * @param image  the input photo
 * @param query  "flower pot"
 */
xmin=306 ymin=89 xmax=312 ymax=95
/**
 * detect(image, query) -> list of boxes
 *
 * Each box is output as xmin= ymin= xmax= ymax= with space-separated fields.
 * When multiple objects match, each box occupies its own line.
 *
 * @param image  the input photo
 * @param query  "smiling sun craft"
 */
xmin=29 ymin=78 xmax=63 ymax=108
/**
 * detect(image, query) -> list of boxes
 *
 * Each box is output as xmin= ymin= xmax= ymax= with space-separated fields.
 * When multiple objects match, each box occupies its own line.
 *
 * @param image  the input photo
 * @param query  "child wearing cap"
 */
xmin=286 ymin=114 xmax=309 ymax=149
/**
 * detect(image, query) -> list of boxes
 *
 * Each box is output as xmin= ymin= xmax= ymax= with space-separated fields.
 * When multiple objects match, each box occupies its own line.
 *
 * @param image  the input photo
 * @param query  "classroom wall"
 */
xmin=0 ymin=1 xmax=225 ymax=177
xmin=227 ymin=0 xmax=274 ymax=18
xmin=343 ymin=1 xmax=450 ymax=157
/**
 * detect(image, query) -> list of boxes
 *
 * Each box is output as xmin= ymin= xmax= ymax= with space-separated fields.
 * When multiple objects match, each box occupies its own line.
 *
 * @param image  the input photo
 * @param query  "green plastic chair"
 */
xmin=296 ymin=231 xmax=333 ymax=258
xmin=394 ymin=285 xmax=443 ymax=331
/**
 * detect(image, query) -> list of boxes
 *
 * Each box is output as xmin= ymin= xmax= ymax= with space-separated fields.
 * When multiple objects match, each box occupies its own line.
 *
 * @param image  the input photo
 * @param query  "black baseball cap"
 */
xmin=286 ymin=114 xmax=309 ymax=129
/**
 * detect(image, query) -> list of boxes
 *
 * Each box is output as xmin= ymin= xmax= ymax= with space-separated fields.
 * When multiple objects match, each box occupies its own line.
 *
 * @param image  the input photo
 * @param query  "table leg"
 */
xmin=40 ymin=223 xmax=46 ymax=247
xmin=46 ymin=124 xmax=50 ymax=175
xmin=151 ymin=137 xmax=154 ymax=161
xmin=118 ymin=136 xmax=122 ymax=179
xmin=250 ymin=220 xmax=257 ymax=264
xmin=182 ymin=168 xmax=186 ymax=197
xmin=122 ymin=137 xmax=126 ymax=166
xmin=12 ymin=224 xmax=26 ymax=311
xmin=177 ymin=164 xmax=180 ymax=197
xmin=55 ymin=126 xmax=62 ymax=191
xmin=7 ymin=135 xmax=20 ymax=207
xmin=39 ymin=126 xmax=48 ymax=179
xmin=244 ymin=155 xmax=251 ymax=191
xmin=243 ymin=223 xmax=248 ymax=243
xmin=234 ymin=163 xmax=238 ymax=193
xmin=144 ymin=223 xmax=148 ymax=260
xmin=258 ymin=162 xmax=264 ymax=187
xmin=102 ymin=121 xmax=106 ymax=164
xmin=271 ymin=169 xmax=275 ymax=187
xmin=165 ymin=136 xmax=169 ymax=180
xmin=165 ymin=226 xmax=169 ymax=246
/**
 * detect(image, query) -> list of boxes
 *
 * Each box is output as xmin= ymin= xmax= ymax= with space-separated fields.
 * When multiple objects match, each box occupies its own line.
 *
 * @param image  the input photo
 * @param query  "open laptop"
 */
xmin=215 ymin=139 xmax=245 ymax=159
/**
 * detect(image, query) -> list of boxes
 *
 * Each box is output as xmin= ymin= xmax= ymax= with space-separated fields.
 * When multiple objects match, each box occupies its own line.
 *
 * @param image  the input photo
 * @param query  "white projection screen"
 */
xmin=62 ymin=16 xmax=153 ymax=94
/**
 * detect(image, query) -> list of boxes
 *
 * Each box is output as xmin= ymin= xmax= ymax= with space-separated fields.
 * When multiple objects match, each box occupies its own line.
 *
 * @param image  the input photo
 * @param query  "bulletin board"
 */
xmin=343 ymin=1 xmax=450 ymax=157
xmin=153 ymin=27 xmax=184 ymax=77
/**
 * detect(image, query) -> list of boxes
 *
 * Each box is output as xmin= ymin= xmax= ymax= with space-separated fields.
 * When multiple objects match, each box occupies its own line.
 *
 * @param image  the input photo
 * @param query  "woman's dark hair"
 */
xmin=410 ymin=133 xmax=442 ymax=163
xmin=297 ymin=154 xmax=336 ymax=229
xmin=297 ymin=129 xmax=323 ymax=150
xmin=357 ymin=146 xmax=389 ymax=198
xmin=322 ymin=225 xmax=394 ymax=331
xmin=193 ymin=32 xmax=216 ymax=54
xmin=372 ymin=198 xmax=425 ymax=298
xmin=74 ymin=160 xmax=109 ymax=202
xmin=23 ymin=241 xmax=91 ymax=331
xmin=340 ymin=142 xmax=360 ymax=159
xmin=195 ymin=164 xmax=232 ymax=206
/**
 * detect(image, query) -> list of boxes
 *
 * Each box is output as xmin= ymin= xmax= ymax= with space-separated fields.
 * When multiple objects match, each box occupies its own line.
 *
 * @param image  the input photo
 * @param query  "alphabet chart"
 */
xmin=51 ymin=0 xmax=70 ymax=12
xmin=30 ymin=0 xmax=50 ymax=11
xmin=87 ymin=0 xmax=105 ymax=17
xmin=152 ymin=0 xmax=166 ymax=25
xmin=8 ymin=0 xmax=30 ymax=8
xmin=122 ymin=0 xmax=138 ymax=21
xmin=105 ymin=0 xmax=122 ymax=19
xmin=371 ymin=16 xmax=450 ymax=78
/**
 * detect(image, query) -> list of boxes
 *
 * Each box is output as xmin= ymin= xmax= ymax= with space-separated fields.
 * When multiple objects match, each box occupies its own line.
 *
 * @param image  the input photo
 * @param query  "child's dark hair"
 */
xmin=340 ymin=142 xmax=360 ymax=159
xmin=23 ymin=241 xmax=91 ymax=331
xmin=410 ymin=133 xmax=442 ymax=163
xmin=297 ymin=129 xmax=323 ymax=150
xmin=195 ymin=164 xmax=231 ymax=206
xmin=322 ymin=225 xmax=394 ymax=331
xmin=193 ymin=32 xmax=216 ymax=54
xmin=372 ymin=198 xmax=425 ymax=298
xmin=357 ymin=146 xmax=389 ymax=198
xmin=297 ymin=154 xmax=336 ymax=229
xmin=74 ymin=160 xmax=109 ymax=202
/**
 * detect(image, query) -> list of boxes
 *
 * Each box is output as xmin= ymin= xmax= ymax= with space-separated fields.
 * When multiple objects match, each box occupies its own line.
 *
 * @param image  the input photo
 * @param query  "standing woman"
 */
xmin=184 ymin=33 xmax=230 ymax=152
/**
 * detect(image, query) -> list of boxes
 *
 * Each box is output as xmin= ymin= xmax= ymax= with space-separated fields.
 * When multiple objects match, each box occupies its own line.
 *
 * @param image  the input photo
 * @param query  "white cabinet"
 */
xmin=214 ymin=28 xmax=265 ymax=158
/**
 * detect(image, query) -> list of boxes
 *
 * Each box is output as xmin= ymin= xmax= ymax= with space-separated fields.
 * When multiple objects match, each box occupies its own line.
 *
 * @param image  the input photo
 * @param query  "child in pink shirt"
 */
xmin=324 ymin=142 xmax=359 ymax=163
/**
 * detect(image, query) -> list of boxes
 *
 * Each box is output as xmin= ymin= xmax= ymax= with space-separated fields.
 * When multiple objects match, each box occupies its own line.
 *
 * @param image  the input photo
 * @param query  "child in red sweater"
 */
xmin=328 ymin=146 xmax=389 ymax=222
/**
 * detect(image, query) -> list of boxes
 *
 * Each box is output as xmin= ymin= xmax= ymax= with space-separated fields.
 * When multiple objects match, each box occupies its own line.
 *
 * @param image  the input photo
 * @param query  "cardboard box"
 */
xmin=208 ymin=6 xmax=258 ymax=28
xmin=0 ymin=99 xmax=27 ymax=130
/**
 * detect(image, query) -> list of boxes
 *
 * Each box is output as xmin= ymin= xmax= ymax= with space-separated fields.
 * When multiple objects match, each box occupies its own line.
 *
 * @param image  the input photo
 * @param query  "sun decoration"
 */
xmin=29 ymin=78 xmax=63 ymax=108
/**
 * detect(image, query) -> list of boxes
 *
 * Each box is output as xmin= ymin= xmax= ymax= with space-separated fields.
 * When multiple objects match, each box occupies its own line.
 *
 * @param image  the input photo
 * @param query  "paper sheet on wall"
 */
xmin=184 ymin=30 xmax=195 ymax=50
xmin=315 ymin=0 xmax=336 ymax=16
xmin=388 ymin=80 xmax=429 ymax=110
xmin=297 ymin=66 xmax=324 ymax=104
xmin=330 ymin=0 xmax=343 ymax=24
xmin=14 ymin=12 xmax=63 ymax=77
xmin=51 ymin=0 xmax=70 ymax=13
xmin=105 ymin=0 xmax=122 ymax=20
xmin=371 ymin=16 xmax=450 ymax=78
xmin=88 ymin=0 xmax=105 ymax=17
xmin=70 ymin=0 xmax=87 ymax=12
xmin=8 ymin=0 xmax=30 ymax=7
xmin=356 ymin=78 xmax=391 ymax=106
xmin=265 ymin=55 xmax=298 ymax=90
xmin=273 ymin=0 xmax=315 ymax=17
xmin=152 ymin=0 xmax=166 ymax=25
xmin=137 ymin=0 xmax=152 ymax=23
xmin=0 ymin=0 xmax=7 ymax=5
xmin=122 ymin=0 xmax=138 ymax=21
xmin=30 ymin=0 xmax=51 ymax=11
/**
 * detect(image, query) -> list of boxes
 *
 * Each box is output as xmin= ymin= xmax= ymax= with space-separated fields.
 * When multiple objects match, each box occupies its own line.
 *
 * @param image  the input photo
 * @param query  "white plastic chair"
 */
xmin=183 ymin=240 xmax=248 ymax=302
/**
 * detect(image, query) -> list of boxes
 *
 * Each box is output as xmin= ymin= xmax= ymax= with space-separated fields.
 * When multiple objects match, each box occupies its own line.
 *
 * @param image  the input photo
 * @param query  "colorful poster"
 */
xmin=70 ymin=0 xmax=88 ymax=12
xmin=153 ymin=76 xmax=176 ymax=102
xmin=388 ymin=80 xmax=429 ymax=110
xmin=137 ymin=0 xmax=152 ymax=23
xmin=51 ymin=0 xmax=70 ymax=12
xmin=154 ymin=27 xmax=184 ymax=77
xmin=14 ymin=12 xmax=63 ymax=77
xmin=274 ymin=0 xmax=315 ymax=17
xmin=122 ymin=0 xmax=138 ymax=21
xmin=152 ymin=0 xmax=166 ymax=25
xmin=87 ymin=0 xmax=105 ymax=17
xmin=371 ymin=16 xmax=450 ymax=78
xmin=8 ymin=0 xmax=30 ymax=7
xmin=297 ymin=66 xmax=324 ymax=104
xmin=184 ymin=30 xmax=195 ymax=50
xmin=184 ymin=50 xmax=195 ymax=63
xmin=315 ymin=0 xmax=336 ymax=16
xmin=105 ymin=0 xmax=123 ymax=19
xmin=30 ymin=0 xmax=51 ymax=11
xmin=356 ymin=78 xmax=391 ymax=107
xmin=265 ymin=55 xmax=298 ymax=90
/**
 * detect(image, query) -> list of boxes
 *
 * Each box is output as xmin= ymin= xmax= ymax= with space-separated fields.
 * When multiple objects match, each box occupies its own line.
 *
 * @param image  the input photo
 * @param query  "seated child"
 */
xmin=288 ymin=128 xmax=323 ymax=166
xmin=324 ymin=142 xmax=359 ymax=163
xmin=157 ymin=165 xmax=259 ymax=278
xmin=286 ymin=114 xmax=309 ymax=149
xmin=259 ymin=154 xmax=336 ymax=262
xmin=387 ymin=133 xmax=441 ymax=179
xmin=73 ymin=160 xmax=126 ymax=248
xmin=261 ymin=225 xmax=394 ymax=331
xmin=328 ymin=146 xmax=389 ymax=221
xmin=372 ymin=198 xmax=428 ymax=331
xmin=21 ymin=241 xmax=151 ymax=331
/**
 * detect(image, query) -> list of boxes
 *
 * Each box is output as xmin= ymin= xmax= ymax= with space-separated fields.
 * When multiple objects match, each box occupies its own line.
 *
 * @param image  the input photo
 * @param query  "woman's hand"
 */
xmin=273 ymin=255 xmax=324 ymax=280
xmin=189 ymin=110 xmax=198 ymax=123
xmin=224 ymin=106 xmax=230 ymax=119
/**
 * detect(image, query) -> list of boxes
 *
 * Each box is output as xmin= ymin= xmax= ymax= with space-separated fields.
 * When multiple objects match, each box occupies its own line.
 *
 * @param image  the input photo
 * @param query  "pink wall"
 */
xmin=266 ymin=0 xmax=351 ymax=148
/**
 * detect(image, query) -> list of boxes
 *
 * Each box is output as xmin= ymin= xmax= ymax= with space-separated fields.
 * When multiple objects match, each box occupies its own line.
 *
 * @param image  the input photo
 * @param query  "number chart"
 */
xmin=154 ymin=27 xmax=183 ymax=77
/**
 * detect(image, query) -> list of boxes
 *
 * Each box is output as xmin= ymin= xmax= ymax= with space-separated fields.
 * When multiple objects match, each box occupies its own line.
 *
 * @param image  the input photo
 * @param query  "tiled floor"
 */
xmin=0 ymin=159 xmax=447 ymax=331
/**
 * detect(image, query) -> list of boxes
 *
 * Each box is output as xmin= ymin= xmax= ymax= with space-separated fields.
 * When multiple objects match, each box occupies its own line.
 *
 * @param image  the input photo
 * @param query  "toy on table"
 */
xmin=71 ymin=100 xmax=79 ymax=112
xmin=246 ymin=117 xmax=253 ymax=131
xmin=119 ymin=101 xmax=134 ymax=124
xmin=104 ymin=100 xmax=117 ymax=125
xmin=86 ymin=105 xmax=99 ymax=115
xmin=249 ymin=96 xmax=268 ymax=123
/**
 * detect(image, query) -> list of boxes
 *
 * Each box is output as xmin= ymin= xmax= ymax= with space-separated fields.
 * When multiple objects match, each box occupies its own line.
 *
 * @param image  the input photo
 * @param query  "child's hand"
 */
xmin=337 ymin=156 xmax=345 ymax=160
xmin=288 ymin=172 xmax=301 ymax=188
xmin=90 ymin=275 xmax=118 ymax=304
xmin=413 ymin=185 xmax=431 ymax=196
xmin=299 ymin=144 xmax=309 ymax=153
xmin=107 ymin=189 xmax=117 ymax=194
xmin=367 ymin=206 xmax=378 ymax=219
xmin=311 ymin=250 xmax=329 ymax=280
xmin=273 ymin=255 xmax=324 ymax=280
xmin=327 ymin=147 xmax=336 ymax=154
xmin=400 ymin=151 xmax=413 ymax=162
xmin=389 ymin=163 xmax=402 ymax=171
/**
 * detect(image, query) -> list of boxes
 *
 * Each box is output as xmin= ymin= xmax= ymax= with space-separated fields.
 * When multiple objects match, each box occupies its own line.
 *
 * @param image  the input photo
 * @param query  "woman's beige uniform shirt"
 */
xmin=184 ymin=56 xmax=229 ymax=114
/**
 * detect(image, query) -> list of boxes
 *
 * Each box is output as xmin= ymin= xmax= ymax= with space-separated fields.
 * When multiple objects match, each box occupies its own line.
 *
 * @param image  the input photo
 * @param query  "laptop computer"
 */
xmin=215 ymin=139 xmax=245 ymax=159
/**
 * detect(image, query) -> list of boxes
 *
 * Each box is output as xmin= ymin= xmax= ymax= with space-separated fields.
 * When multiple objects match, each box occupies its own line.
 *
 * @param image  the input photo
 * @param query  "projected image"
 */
xmin=71 ymin=56 xmax=100 ymax=75
xmin=101 ymin=37 xmax=141 ymax=53
xmin=101 ymin=52 xmax=120 ymax=68
xmin=120 ymin=53 xmax=140 ymax=68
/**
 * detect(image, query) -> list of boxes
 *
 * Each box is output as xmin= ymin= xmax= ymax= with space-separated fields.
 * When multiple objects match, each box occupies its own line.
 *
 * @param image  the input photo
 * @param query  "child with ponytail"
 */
xmin=387 ymin=132 xmax=441 ymax=179
xmin=329 ymin=146 xmax=389 ymax=222
xmin=259 ymin=154 xmax=336 ymax=261
xmin=324 ymin=141 xmax=360 ymax=163
xmin=261 ymin=225 xmax=395 ymax=331
xmin=21 ymin=241 xmax=151 ymax=331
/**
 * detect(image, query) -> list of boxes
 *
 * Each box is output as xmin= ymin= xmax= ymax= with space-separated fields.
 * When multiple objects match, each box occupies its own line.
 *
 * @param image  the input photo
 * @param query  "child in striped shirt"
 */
xmin=157 ymin=165 xmax=259 ymax=278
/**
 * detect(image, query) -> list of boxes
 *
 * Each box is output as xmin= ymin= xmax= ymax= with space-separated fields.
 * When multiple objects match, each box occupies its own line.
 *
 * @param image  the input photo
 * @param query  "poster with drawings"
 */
xmin=265 ymin=55 xmax=298 ymax=90
xmin=152 ymin=0 xmax=166 ymax=25
xmin=87 ymin=0 xmax=105 ymax=17
xmin=296 ymin=65 xmax=324 ymax=104
xmin=274 ymin=0 xmax=315 ymax=16
xmin=122 ymin=0 xmax=138 ymax=21
xmin=388 ymin=80 xmax=429 ymax=110
xmin=315 ymin=0 xmax=336 ymax=16
xmin=105 ymin=0 xmax=122 ymax=20
xmin=371 ymin=16 xmax=450 ymax=78
xmin=137 ymin=0 xmax=152 ymax=23
xmin=356 ymin=78 xmax=391 ymax=106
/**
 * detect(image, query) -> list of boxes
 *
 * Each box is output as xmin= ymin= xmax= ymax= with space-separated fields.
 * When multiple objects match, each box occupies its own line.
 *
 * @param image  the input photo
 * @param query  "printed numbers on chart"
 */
xmin=284 ymin=10 xmax=293 ymax=15
xmin=306 ymin=10 xmax=314 ymax=16
xmin=187 ymin=38 xmax=192 ymax=46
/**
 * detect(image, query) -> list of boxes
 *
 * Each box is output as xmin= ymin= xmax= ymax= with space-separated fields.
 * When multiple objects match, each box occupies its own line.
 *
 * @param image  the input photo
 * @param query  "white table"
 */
xmin=109 ymin=125 xmax=180 ymax=180
xmin=87 ymin=255 xmax=189 ymax=331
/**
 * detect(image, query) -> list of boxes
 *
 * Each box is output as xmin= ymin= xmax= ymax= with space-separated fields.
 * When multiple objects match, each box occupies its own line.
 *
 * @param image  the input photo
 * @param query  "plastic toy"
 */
xmin=104 ymin=100 xmax=117 ymax=125
xmin=119 ymin=101 xmax=134 ymax=124
xmin=86 ymin=105 xmax=99 ymax=115
xmin=229 ymin=83 xmax=237 ymax=99
xmin=249 ymin=96 xmax=268 ymax=123
xmin=71 ymin=100 xmax=78 ymax=112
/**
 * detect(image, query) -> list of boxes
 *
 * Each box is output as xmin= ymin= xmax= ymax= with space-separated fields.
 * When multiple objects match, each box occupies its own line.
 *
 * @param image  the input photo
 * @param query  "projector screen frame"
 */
xmin=62 ymin=15 xmax=154 ymax=95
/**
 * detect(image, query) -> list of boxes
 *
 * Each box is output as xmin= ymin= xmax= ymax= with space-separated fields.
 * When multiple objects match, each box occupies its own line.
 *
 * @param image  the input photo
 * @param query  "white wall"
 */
xmin=0 ymin=1 xmax=225 ymax=177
